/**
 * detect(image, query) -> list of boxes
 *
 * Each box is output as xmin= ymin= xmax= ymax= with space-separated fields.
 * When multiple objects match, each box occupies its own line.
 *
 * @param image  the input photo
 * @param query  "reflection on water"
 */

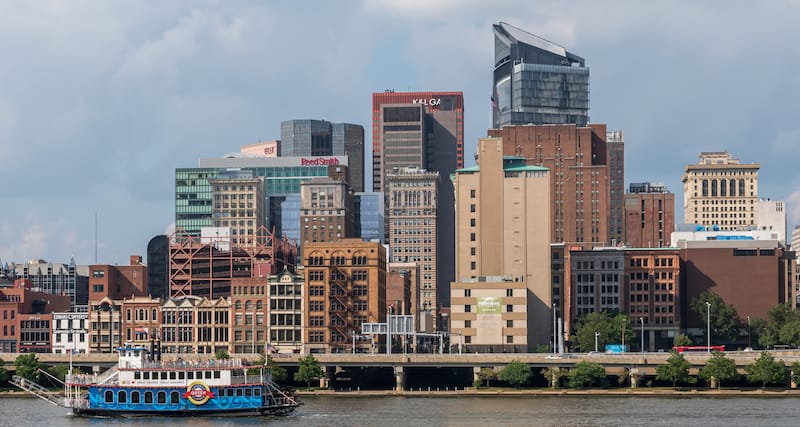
xmin=2 ymin=395 xmax=798 ymax=427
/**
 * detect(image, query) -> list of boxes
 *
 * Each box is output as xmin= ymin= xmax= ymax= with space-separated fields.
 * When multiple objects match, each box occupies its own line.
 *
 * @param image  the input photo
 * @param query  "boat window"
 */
xmin=179 ymin=372 xmax=185 ymax=380
xmin=236 ymin=388 xmax=243 ymax=396
xmin=245 ymin=388 xmax=252 ymax=397
xmin=143 ymin=372 xmax=150 ymax=380
xmin=169 ymin=372 xmax=176 ymax=380
xmin=161 ymin=372 xmax=168 ymax=380
xmin=187 ymin=371 xmax=194 ymax=380
xmin=157 ymin=391 xmax=166 ymax=404
xmin=105 ymin=390 xmax=114 ymax=403
xmin=134 ymin=372 xmax=141 ymax=380
xmin=144 ymin=391 xmax=153 ymax=404
xmin=131 ymin=391 xmax=140 ymax=404
xmin=170 ymin=391 xmax=180 ymax=404
xmin=118 ymin=391 xmax=127 ymax=403
xmin=254 ymin=388 xmax=260 ymax=396
xmin=214 ymin=371 xmax=221 ymax=379
xmin=205 ymin=371 xmax=212 ymax=379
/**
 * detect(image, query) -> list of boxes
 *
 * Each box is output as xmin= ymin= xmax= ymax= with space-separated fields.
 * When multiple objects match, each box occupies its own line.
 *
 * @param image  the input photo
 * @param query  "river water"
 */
xmin=1 ymin=395 xmax=798 ymax=427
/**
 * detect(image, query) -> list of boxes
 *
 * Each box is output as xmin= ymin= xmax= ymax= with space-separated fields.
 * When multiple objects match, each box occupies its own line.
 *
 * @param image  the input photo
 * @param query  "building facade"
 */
xmin=209 ymin=172 xmax=266 ymax=246
xmin=0 ymin=280 xmax=71 ymax=353
xmin=492 ymin=22 xmax=589 ymax=128
xmin=88 ymin=256 xmax=148 ymax=303
xmin=268 ymin=268 xmax=304 ymax=354
xmin=1 ymin=258 xmax=88 ymax=309
xmin=757 ymin=198 xmax=787 ymax=244
xmin=624 ymin=182 xmax=675 ymax=248
xmin=607 ymin=131 xmax=625 ymax=245
xmin=300 ymin=177 xmax=356 ymax=248
xmin=489 ymin=123 xmax=610 ymax=245
xmin=624 ymin=248 xmax=681 ymax=351
xmin=355 ymin=192 xmax=385 ymax=243
xmin=160 ymin=296 xmax=231 ymax=354
xmin=303 ymin=239 xmax=387 ymax=353
xmin=386 ymin=167 xmax=439 ymax=314
xmin=146 ymin=235 xmax=170 ymax=299
xmin=681 ymin=151 xmax=760 ymax=230
xmin=88 ymin=297 xmax=122 ymax=353
xmin=451 ymin=138 xmax=551 ymax=349
xmin=120 ymin=296 xmax=162 ymax=347
xmin=52 ymin=311 xmax=89 ymax=354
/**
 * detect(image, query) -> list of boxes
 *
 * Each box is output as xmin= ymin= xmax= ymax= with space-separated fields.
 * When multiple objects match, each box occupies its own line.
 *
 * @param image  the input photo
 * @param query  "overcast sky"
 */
xmin=1 ymin=1 xmax=799 ymax=266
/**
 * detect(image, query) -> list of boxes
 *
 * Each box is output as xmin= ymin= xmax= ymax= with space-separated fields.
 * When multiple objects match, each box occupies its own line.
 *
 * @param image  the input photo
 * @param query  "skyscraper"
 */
xmin=681 ymin=151 xmax=759 ymax=230
xmin=607 ymin=131 xmax=625 ymax=245
xmin=280 ymin=119 xmax=365 ymax=192
xmin=373 ymin=91 xmax=463 ymax=311
xmin=492 ymin=22 xmax=589 ymax=128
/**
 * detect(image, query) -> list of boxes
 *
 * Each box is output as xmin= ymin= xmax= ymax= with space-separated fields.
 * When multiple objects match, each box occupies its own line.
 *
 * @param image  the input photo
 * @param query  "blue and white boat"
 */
xmin=14 ymin=344 xmax=299 ymax=417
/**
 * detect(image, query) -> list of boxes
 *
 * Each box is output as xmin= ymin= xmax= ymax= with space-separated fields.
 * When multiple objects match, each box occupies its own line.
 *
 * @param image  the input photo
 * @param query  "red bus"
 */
xmin=672 ymin=345 xmax=725 ymax=353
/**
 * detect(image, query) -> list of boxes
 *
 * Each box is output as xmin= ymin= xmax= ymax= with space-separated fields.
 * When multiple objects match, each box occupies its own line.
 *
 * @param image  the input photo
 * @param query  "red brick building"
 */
xmin=88 ymin=255 xmax=148 ymax=302
xmin=624 ymin=183 xmax=675 ymax=248
xmin=0 ymin=279 xmax=71 ymax=353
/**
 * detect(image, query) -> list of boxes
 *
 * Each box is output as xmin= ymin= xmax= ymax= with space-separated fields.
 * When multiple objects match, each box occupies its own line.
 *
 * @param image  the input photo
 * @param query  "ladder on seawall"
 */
xmin=10 ymin=375 xmax=65 ymax=407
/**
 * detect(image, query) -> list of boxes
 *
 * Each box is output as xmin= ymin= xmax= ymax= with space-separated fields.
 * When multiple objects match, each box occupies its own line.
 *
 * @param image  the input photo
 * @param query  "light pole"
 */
xmin=706 ymin=301 xmax=712 ymax=353
xmin=594 ymin=331 xmax=600 ymax=352
xmin=352 ymin=330 xmax=356 ymax=354
xmin=639 ymin=317 xmax=644 ymax=353
xmin=552 ymin=303 xmax=557 ymax=354
xmin=747 ymin=315 xmax=751 ymax=349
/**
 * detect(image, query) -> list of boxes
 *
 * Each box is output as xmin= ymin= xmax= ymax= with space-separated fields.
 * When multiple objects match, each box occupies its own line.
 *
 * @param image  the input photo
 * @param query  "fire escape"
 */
xmin=328 ymin=265 xmax=353 ymax=350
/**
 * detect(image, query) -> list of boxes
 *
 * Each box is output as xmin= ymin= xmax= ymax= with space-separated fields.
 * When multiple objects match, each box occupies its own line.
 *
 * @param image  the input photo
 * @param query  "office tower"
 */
xmin=355 ymin=192 xmax=385 ymax=243
xmin=146 ymin=235 xmax=170 ymax=300
xmin=681 ymin=151 xmax=760 ymax=230
xmin=209 ymin=171 xmax=265 ymax=246
xmin=303 ymin=239 xmax=387 ymax=353
xmin=607 ymin=131 xmax=625 ymax=245
xmin=492 ymin=22 xmax=589 ymax=128
xmin=450 ymin=138 xmax=551 ymax=351
xmin=372 ymin=91 xmax=463 ymax=312
xmin=489 ymin=123 xmax=610 ymax=245
xmin=624 ymin=182 xmax=675 ymax=248
xmin=299 ymin=177 xmax=356 ymax=247
xmin=757 ymin=198 xmax=787 ymax=245
xmin=385 ymin=167 xmax=439 ymax=314
xmin=280 ymin=120 xmax=365 ymax=192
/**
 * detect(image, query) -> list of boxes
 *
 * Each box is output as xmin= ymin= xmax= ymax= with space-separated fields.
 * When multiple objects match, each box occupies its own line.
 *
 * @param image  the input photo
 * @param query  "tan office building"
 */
xmin=209 ymin=173 xmax=265 ymax=246
xmin=681 ymin=151 xmax=759 ymax=230
xmin=450 ymin=138 xmax=551 ymax=351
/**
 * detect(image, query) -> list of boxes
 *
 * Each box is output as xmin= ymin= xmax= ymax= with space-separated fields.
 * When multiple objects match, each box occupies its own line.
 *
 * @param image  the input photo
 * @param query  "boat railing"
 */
xmin=130 ymin=358 xmax=246 ymax=370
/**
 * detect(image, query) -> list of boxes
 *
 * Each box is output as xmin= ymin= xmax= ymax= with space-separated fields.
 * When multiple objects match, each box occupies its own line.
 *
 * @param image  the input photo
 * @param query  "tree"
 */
xmin=14 ymin=354 xmax=41 ymax=381
xmin=215 ymin=349 xmax=230 ymax=360
xmin=268 ymin=356 xmax=288 ymax=383
xmin=568 ymin=361 xmax=606 ymax=389
xmin=0 ymin=358 xmax=8 ymax=383
xmin=778 ymin=319 xmax=800 ymax=347
xmin=572 ymin=311 xmax=632 ymax=352
xmin=691 ymin=290 xmax=742 ymax=344
xmin=790 ymin=361 xmax=800 ymax=386
xmin=45 ymin=365 xmax=70 ymax=382
xmin=673 ymin=333 xmax=693 ymax=347
xmin=541 ymin=367 xmax=565 ymax=389
xmin=498 ymin=360 xmax=531 ymax=388
xmin=757 ymin=304 xmax=800 ymax=348
xmin=477 ymin=368 xmax=497 ymax=388
xmin=294 ymin=354 xmax=324 ymax=388
xmin=698 ymin=351 xmax=738 ymax=389
xmin=745 ymin=351 xmax=788 ymax=389
xmin=655 ymin=351 xmax=695 ymax=389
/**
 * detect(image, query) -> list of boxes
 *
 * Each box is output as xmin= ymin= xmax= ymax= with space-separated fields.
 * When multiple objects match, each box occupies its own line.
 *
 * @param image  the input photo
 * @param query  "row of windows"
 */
xmin=103 ymin=386 xmax=260 ymax=404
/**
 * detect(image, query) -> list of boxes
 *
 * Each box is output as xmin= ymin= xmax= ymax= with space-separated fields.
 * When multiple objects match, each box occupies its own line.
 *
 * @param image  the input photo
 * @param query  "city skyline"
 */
xmin=1 ymin=1 xmax=799 ymax=264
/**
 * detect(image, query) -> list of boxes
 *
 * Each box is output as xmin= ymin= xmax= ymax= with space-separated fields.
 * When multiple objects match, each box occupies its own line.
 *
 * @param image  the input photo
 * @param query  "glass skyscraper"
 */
xmin=280 ymin=119 xmax=364 ymax=192
xmin=492 ymin=22 xmax=589 ymax=128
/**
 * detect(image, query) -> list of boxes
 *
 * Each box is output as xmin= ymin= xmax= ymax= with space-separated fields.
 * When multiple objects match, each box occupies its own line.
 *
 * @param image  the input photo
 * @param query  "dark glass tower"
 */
xmin=492 ymin=22 xmax=589 ymax=128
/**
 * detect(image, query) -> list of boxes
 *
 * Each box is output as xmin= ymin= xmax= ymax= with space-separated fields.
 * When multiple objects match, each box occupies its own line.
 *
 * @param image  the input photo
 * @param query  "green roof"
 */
xmin=454 ymin=157 xmax=549 ymax=174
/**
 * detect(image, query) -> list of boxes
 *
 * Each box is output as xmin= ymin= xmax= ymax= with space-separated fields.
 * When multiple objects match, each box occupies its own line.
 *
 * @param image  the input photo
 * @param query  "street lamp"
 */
xmin=706 ymin=301 xmax=712 ymax=353
xmin=747 ymin=316 xmax=751 ymax=349
xmin=594 ymin=331 xmax=600 ymax=352
xmin=639 ymin=317 xmax=644 ymax=353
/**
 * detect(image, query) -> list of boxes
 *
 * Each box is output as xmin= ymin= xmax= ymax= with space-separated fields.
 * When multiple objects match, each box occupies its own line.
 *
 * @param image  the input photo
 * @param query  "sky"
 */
xmin=1 ymin=0 xmax=799 ymax=266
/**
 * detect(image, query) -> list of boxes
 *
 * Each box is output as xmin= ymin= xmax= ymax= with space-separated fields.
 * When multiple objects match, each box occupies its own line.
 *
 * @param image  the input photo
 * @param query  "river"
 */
xmin=1 ymin=395 xmax=798 ymax=427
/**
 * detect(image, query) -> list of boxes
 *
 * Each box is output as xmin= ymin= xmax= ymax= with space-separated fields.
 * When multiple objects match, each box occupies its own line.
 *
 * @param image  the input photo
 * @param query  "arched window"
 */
xmin=157 ymin=391 xmax=166 ymax=404
xmin=235 ymin=301 xmax=242 ymax=310
xmin=126 ymin=309 xmax=131 ymax=321
xmin=729 ymin=179 xmax=736 ymax=197
xmin=118 ymin=390 xmax=127 ymax=403
xmin=131 ymin=391 xmax=140 ymax=404
xmin=702 ymin=180 xmax=708 ymax=196
xmin=720 ymin=180 xmax=726 ymax=196
xmin=256 ymin=301 xmax=263 ymax=310
xmin=739 ymin=180 xmax=745 ymax=196
xmin=144 ymin=391 xmax=153 ymax=404
xmin=245 ymin=301 xmax=254 ymax=311
xmin=105 ymin=390 xmax=114 ymax=403
xmin=170 ymin=391 xmax=180 ymax=404
xmin=152 ymin=309 xmax=158 ymax=321
xmin=711 ymin=180 xmax=717 ymax=196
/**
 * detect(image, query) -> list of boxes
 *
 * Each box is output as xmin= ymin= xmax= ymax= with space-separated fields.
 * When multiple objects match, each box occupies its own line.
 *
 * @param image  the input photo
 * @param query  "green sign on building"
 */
xmin=477 ymin=297 xmax=501 ymax=314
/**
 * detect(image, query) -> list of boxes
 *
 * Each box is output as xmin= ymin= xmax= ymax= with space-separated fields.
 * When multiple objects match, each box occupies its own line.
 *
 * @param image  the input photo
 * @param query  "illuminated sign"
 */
xmin=183 ymin=381 xmax=215 ymax=405
xmin=413 ymin=98 xmax=441 ymax=106
xmin=301 ymin=157 xmax=340 ymax=166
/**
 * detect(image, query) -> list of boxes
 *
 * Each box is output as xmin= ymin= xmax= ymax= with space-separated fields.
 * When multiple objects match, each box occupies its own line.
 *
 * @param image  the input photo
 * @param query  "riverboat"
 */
xmin=13 ymin=344 xmax=299 ymax=417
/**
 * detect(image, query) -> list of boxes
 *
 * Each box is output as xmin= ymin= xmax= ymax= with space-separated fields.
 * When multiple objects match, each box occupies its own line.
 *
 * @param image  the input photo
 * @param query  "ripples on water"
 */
xmin=1 ymin=395 xmax=798 ymax=427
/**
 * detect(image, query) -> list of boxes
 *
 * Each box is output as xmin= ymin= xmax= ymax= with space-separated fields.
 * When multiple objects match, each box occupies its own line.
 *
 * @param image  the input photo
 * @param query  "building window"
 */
xmin=506 ymin=304 xmax=513 ymax=312
xmin=506 ymin=335 xmax=514 ymax=344
xmin=464 ymin=289 xmax=471 ymax=297
xmin=464 ymin=336 xmax=472 ymax=344
xmin=506 ymin=289 xmax=513 ymax=297
xmin=507 ymin=320 xmax=513 ymax=328
xmin=464 ymin=304 xmax=471 ymax=313
xmin=464 ymin=320 xmax=471 ymax=328
xmin=470 ymin=189 xmax=476 ymax=198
